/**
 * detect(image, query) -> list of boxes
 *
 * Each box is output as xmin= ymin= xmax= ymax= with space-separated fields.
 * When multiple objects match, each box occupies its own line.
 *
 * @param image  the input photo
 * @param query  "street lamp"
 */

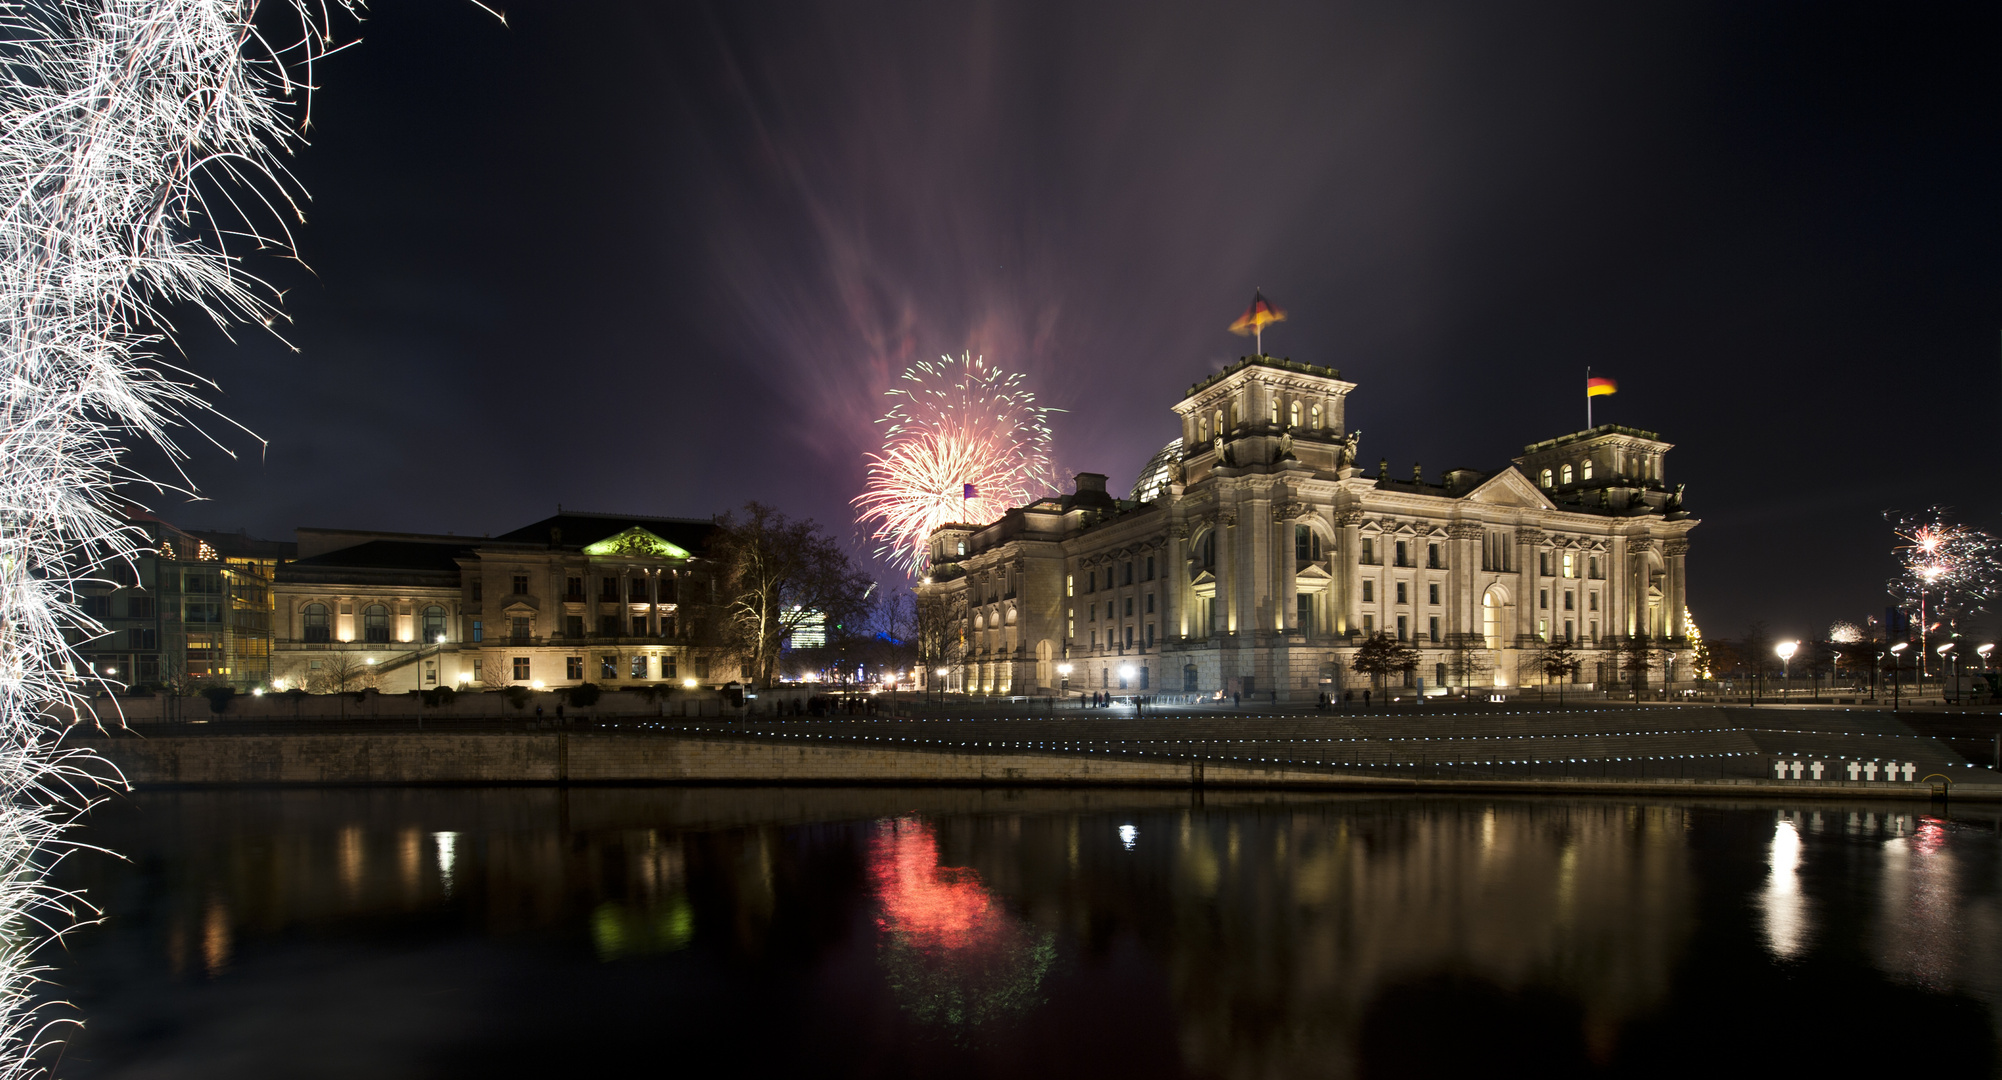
xmin=1938 ymin=642 xmax=1956 ymax=702
xmin=1775 ymin=641 xmax=1797 ymax=698
xmin=1058 ymin=662 xmax=1072 ymax=700
xmin=1889 ymin=642 xmax=1909 ymax=711
xmin=1979 ymin=643 xmax=1995 ymax=670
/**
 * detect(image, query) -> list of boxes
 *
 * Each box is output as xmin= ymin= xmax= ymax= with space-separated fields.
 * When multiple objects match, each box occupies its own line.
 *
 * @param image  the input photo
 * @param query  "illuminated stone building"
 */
xmin=917 ymin=355 xmax=1697 ymax=699
xmin=272 ymin=512 xmax=727 ymax=693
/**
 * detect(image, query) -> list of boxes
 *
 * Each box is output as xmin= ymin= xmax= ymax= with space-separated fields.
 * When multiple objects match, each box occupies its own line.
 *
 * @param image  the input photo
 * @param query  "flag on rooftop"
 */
xmin=1586 ymin=376 xmax=1617 ymax=397
xmin=1228 ymin=290 xmax=1286 ymax=354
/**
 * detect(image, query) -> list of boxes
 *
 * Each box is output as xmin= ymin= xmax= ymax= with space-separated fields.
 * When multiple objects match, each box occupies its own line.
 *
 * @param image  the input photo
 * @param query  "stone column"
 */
xmin=1628 ymin=538 xmax=1655 ymax=638
xmin=1166 ymin=519 xmax=1188 ymax=640
xmin=1276 ymin=500 xmax=1305 ymax=632
xmin=1663 ymin=538 xmax=1688 ymax=641
xmin=1217 ymin=505 xmax=1238 ymax=635
xmin=1514 ymin=527 xmax=1544 ymax=646
xmin=1246 ymin=488 xmax=1272 ymax=635
xmin=1446 ymin=523 xmax=1481 ymax=644
xmin=1335 ymin=507 xmax=1362 ymax=636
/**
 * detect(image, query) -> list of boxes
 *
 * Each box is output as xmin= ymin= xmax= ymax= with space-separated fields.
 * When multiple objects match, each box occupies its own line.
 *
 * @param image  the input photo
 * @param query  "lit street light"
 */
xmin=1938 ymin=642 xmax=1956 ymax=703
xmin=1058 ymin=662 xmax=1072 ymax=701
xmin=1889 ymin=642 xmax=1909 ymax=711
xmin=1775 ymin=640 xmax=1797 ymax=699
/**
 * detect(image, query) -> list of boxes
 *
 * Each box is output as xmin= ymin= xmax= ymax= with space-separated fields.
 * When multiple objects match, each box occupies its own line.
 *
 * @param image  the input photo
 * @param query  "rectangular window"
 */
xmin=1364 ymin=614 xmax=1376 ymax=635
xmin=1395 ymin=541 xmax=1408 ymax=567
xmin=510 ymin=616 xmax=530 ymax=644
xmin=566 ymin=656 xmax=583 ymax=680
xmin=1590 ymin=620 xmax=1599 ymax=642
xmin=632 ymin=615 xmax=648 ymax=636
xmin=1537 ymin=618 xmax=1548 ymax=641
xmin=1564 ymin=620 xmax=1575 ymax=642
xmin=511 ymin=574 xmax=529 ymax=595
xmin=472 ymin=620 xmax=483 ymax=643
xmin=601 ymin=615 xmax=619 ymax=636
xmin=601 ymin=578 xmax=619 ymax=600
xmin=1124 ymin=597 xmax=1134 ymax=617
xmin=1589 ymin=556 xmax=1600 ymax=579
xmin=1090 ymin=631 xmax=1098 ymax=648
xmin=1106 ymin=601 xmax=1114 ymax=619
xmin=1297 ymin=594 xmax=1312 ymax=632
xmin=470 ymin=579 xmax=482 ymax=602
xmin=127 ymin=595 xmax=155 ymax=619
xmin=130 ymin=627 xmax=157 ymax=650
xmin=1066 ymin=575 xmax=1073 ymax=597
xmin=512 ymin=657 xmax=530 ymax=680
xmin=663 ymin=655 xmax=677 ymax=679
xmin=1089 ymin=603 xmax=1096 ymax=622
xmin=1146 ymin=556 xmax=1155 ymax=580
xmin=565 ymin=614 xmax=583 ymax=638
xmin=1429 ymin=616 xmax=1440 ymax=642
xmin=1087 ymin=571 xmax=1096 ymax=593
xmin=1563 ymin=591 xmax=1574 ymax=611
xmin=1396 ymin=615 xmax=1408 ymax=641
xmin=1124 ymin=626 xmax=1134 ymax=647
xmin=1428 ymin=543 xmax=1441 ymax=569
xmin=1396 ymin=582 xmax=1407 ymax=605
xmin=1428 ymin=583 xmax=1439 ymax=605
xmin=1361 ymin=538 xmax=1375 ymax=564
xmin=1562 ymin=553 xmax=1575 ymax=578
xmin=631 ymin=655 xmax=648 ymax=679
xmin=1124 ymin=562 xmax=1134 ymax=586
xmin=1589 ymin=592 xmax=1599 ymax=611
xmin=1539 ymin=589 xmax=1549 ymax=610
xmin=566 ymin=576 xmax=583 ymax=599
xmin=1146 ymin=593 xmax=1155 ymax=614
xmin=473 ymin=658 xmax=483 ymax=683
xmin=1146 ymin=624 xmax=1155 ymax=646
xmin=1362 ymin=580 xmax=1374 ymax=602
xmin=1538 ymin=552 xmax=1550 ymax=576
xmin=601 ymin=654 xmax=618 ymax=680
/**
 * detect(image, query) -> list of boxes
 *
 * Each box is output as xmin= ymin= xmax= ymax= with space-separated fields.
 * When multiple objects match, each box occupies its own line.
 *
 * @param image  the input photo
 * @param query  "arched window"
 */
xmin=303 ymin=603 xmax=329 ymax=643
xmin=1289 ymin=401 xmax=1301 ymax=428
xmin=1581 ymin=458 xmax=1594 ymax=480
xmin=1310 ymin=404 xmax=1322 ymax=429
xmin=1268 ymin=398 xmax=1279 ymax=425
xmin=1198 ymin=416 xmax=1209 ymax=442
xmin=1540 ymin=468 xmax=1554 ymax=488
xmin=363 ymin=604 xmax=389 ymax=644
xmin=1191 ymin=531 xmax=1216 ymax=576
xmin=1213 ymin=408 xmax=1224 ymax=436
xmin=422 ymin=605 xmax=447 ymax=643
xmin=1560 ymin=464 xmax=1574 ymax=485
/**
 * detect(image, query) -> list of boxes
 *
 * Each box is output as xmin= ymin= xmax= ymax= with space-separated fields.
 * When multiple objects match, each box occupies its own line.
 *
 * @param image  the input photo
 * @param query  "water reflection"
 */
xmin=869 ymin=817 xmax=1055 ymax=1029
xmin=41 ymin=789 xmax=2002 ymax=1078
xmin=1761 ymin=816 xmax=1809 ymax=959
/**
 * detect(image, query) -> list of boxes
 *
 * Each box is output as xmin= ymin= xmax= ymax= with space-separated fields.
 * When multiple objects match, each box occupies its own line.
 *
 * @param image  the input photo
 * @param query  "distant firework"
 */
xmin=1887 ymin=508 xmax=2000 ymax=633
xmin=854 ymin=353 xmax=1056 ymax=574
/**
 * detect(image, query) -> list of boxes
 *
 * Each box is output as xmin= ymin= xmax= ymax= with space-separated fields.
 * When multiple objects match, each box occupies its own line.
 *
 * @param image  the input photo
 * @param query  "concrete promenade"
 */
xmin=70 ymin=703 xmax=2002 ymax=801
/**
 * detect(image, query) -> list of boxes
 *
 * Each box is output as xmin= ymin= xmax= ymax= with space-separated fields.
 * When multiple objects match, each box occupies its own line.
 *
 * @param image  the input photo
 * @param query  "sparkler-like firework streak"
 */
xmin=0 ymin=2 xmax=364 ymax=1069
xmin=853 ymin=353 xmax=1057 ymax=574
xmin=1887 ymin=508 xmax=2001 ymax=671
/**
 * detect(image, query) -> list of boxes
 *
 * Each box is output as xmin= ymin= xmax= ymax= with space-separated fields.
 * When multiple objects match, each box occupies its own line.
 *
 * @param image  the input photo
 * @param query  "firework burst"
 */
xmin=1887 ymin=508 xmax=2001 ymax=637
xmin=854 ymin=353 xmax=1056 ymax=574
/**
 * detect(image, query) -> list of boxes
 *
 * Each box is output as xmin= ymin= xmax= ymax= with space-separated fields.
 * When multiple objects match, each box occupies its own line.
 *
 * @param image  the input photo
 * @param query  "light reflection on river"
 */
xmin=40 ymin=790 xmax=2002 ymax=1077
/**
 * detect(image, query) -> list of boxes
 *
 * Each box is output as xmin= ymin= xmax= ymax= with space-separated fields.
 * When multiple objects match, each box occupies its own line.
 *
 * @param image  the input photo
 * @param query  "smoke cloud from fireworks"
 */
xmin=853 ymin=353 xmax=1057 ymax=574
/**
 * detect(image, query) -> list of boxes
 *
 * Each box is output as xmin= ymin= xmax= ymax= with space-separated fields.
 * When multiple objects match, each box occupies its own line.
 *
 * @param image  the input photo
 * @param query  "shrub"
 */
xmin=503 ymin=685 xmax=531 ymax=711
xmin=201 ymin=685 xmax=236 ymax=714
xmin=421 ymin=685 xmax=457 ymax=708
xmin=564 ymin=682 xmax=602 ymax=709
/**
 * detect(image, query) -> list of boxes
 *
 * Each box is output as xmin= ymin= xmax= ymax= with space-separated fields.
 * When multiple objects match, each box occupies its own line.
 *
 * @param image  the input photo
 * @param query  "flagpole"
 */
xmin=1586 ymin=366 xmax=1592 ymax=430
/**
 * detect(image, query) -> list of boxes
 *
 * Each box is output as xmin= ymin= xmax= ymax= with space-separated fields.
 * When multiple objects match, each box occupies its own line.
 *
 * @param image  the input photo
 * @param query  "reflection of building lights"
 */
xmin=1760 ymin=819 xmax=1809 ymax=959
xmin=432 ymin=831 xmax=459 ymax=896
xmin=1118 ymin=824 xmax=1138 ymax=850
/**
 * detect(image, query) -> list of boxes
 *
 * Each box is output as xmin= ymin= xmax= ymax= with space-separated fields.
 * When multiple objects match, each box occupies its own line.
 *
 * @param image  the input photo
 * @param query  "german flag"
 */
xmin=1228 ymin=290 xmax=1286 ymax=336
xmin=1586 ymin=376 xmax=1617 ymax=397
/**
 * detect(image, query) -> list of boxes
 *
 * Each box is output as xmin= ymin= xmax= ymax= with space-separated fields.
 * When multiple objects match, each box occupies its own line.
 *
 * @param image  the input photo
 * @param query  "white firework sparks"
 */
xmin=853 ymin=353 xmax=1057 ymax=574
xmin=0 ymin=2 xmax=367 ymax=1069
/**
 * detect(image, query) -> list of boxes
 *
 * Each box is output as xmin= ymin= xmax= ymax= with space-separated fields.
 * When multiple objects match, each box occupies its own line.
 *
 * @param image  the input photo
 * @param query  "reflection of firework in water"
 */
xmin=868 ymin=817 xmax=1054 ymax=1031
xmin=1887 ymin=508 xmax=2001 ymax=635
xmin=854 ymin=353 xmax=1055 ymax=574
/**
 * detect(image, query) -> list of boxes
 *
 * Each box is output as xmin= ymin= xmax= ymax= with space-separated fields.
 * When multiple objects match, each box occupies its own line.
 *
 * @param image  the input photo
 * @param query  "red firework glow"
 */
xmin=869 ymin=817 xmax=1003 ymax=951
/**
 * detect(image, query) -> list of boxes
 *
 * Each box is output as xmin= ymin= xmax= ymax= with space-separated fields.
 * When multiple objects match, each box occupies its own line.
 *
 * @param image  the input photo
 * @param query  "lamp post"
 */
xmin=1938 ymin=642 xmax=1956 ymax=703
xmin=1980 ymin=643 xmax=1996 ymax=670
xmin=1775 ymin=641 xmax=1797 ymax=700
xmin=1058 ymin=662 xmax=1072 ymax=704
xmin=1889 ymin=642 xmax=1909 ymax=711
xmin=1119 ymin=664 xmax=1136 ymax=712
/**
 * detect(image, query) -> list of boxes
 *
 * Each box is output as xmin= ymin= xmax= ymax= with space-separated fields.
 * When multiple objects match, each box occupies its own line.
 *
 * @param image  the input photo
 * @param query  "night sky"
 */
xmin=163 ymin=0 xmax=2002 ymax=645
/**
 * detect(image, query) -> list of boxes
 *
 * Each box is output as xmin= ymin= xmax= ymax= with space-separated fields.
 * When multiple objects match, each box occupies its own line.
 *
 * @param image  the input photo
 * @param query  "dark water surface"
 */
xmin=38 ymin=788 xmax=2002 ymax=1078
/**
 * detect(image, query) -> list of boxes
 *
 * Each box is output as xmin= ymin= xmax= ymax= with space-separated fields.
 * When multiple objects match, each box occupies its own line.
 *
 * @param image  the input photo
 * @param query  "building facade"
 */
xmin=271 ymin=512 xmax=736 ymax=694
xmin=917 ymin=355 xmax=1698 ymax=700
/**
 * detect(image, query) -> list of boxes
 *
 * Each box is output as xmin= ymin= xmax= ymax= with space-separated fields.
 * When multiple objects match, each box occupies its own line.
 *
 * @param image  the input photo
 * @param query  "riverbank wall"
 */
xmin=72 ymin=731 xmax=2002 ymax=801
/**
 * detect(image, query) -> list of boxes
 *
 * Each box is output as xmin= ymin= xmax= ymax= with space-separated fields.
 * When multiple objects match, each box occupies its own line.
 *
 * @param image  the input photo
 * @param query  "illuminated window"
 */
xmin=1540 ymin=468 xmax=1553 ymax=488
xmin=422 ymin=605 xmax=447 ymax=643
xmin=363 ymin=604 xmax=389 ymax=644
xmin=1066 ymin=575 xmax=1073 ymax=596
xmin=472 ymin=620 xmax=483 ymax=643
xmin=1560 ymin=464 xmax=1574 ymax=485
xmin=1362 ymin=580 xmax=1374 ymax=603
xmin=631 ymin=655 xmax=648 ymax=679
xmin=1581 ymin=458 xmax=1594 ymax=480
xmin=1289 ymin=401 xmax=1301 ymax=427
xmin=601 ymin=654 xmax=617 ymax=679
xmin=1268 ymin=398 xmax=1279 ymax=424
xmin=1310 ymin=404 xmax=1322 ymax=429
xmin=1562 ymin=553 xmax=1575 ymax=578
xmin=1213 ymin=408 xmax=1224 ymax=435
xmin=303 ymin=603 xmax=329 ymax=643
xmin=1537 ymin=618 xmax=1548 ymax=641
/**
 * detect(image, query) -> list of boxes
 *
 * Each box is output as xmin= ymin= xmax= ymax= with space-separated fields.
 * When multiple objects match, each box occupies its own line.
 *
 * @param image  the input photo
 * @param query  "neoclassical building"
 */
xmin=917 ymin=355 xmax=1697 ymax=699
xmin=272 ymin=512 xmax=730 ymax=693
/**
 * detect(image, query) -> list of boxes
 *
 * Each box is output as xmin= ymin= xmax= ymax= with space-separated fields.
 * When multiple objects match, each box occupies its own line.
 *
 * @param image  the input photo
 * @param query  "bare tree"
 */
xmin=1618 ymin=635 xmax=1662 ymax=703
xmin=1531 ymin=639 xmax=1583 ymax=704
xmin=710 ymin=503 xmax=876 ymax=689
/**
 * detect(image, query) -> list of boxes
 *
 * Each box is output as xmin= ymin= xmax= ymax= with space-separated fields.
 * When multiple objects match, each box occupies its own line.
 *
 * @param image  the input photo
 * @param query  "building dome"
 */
xmin=1129 ymin=438 xmax=1183 ymax=504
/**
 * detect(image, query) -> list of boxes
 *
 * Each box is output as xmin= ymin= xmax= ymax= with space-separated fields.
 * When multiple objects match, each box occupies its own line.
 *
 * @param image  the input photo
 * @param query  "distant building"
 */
xmin=785 ymin=606 xmax=828 ymax=650
xmin=271 ymin=511 xmax=735 ymax=693
xmin=916 ymin=354 xmax=1697 ymax=699
xmin=75 ymin=513 xmax=292 ymax=691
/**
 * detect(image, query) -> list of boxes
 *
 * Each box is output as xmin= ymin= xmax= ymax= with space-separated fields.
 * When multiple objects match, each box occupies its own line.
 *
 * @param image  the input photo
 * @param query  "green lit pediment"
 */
xmin=583 ymin=528 xmax=691 ymax=559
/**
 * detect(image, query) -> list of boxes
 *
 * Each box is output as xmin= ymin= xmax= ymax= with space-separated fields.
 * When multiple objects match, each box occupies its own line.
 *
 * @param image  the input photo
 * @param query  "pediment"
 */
xmin=582 ymin=527 xmax=691 ymax=559
xmin=1464 ymin=469 xmax=1555 ymax=510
